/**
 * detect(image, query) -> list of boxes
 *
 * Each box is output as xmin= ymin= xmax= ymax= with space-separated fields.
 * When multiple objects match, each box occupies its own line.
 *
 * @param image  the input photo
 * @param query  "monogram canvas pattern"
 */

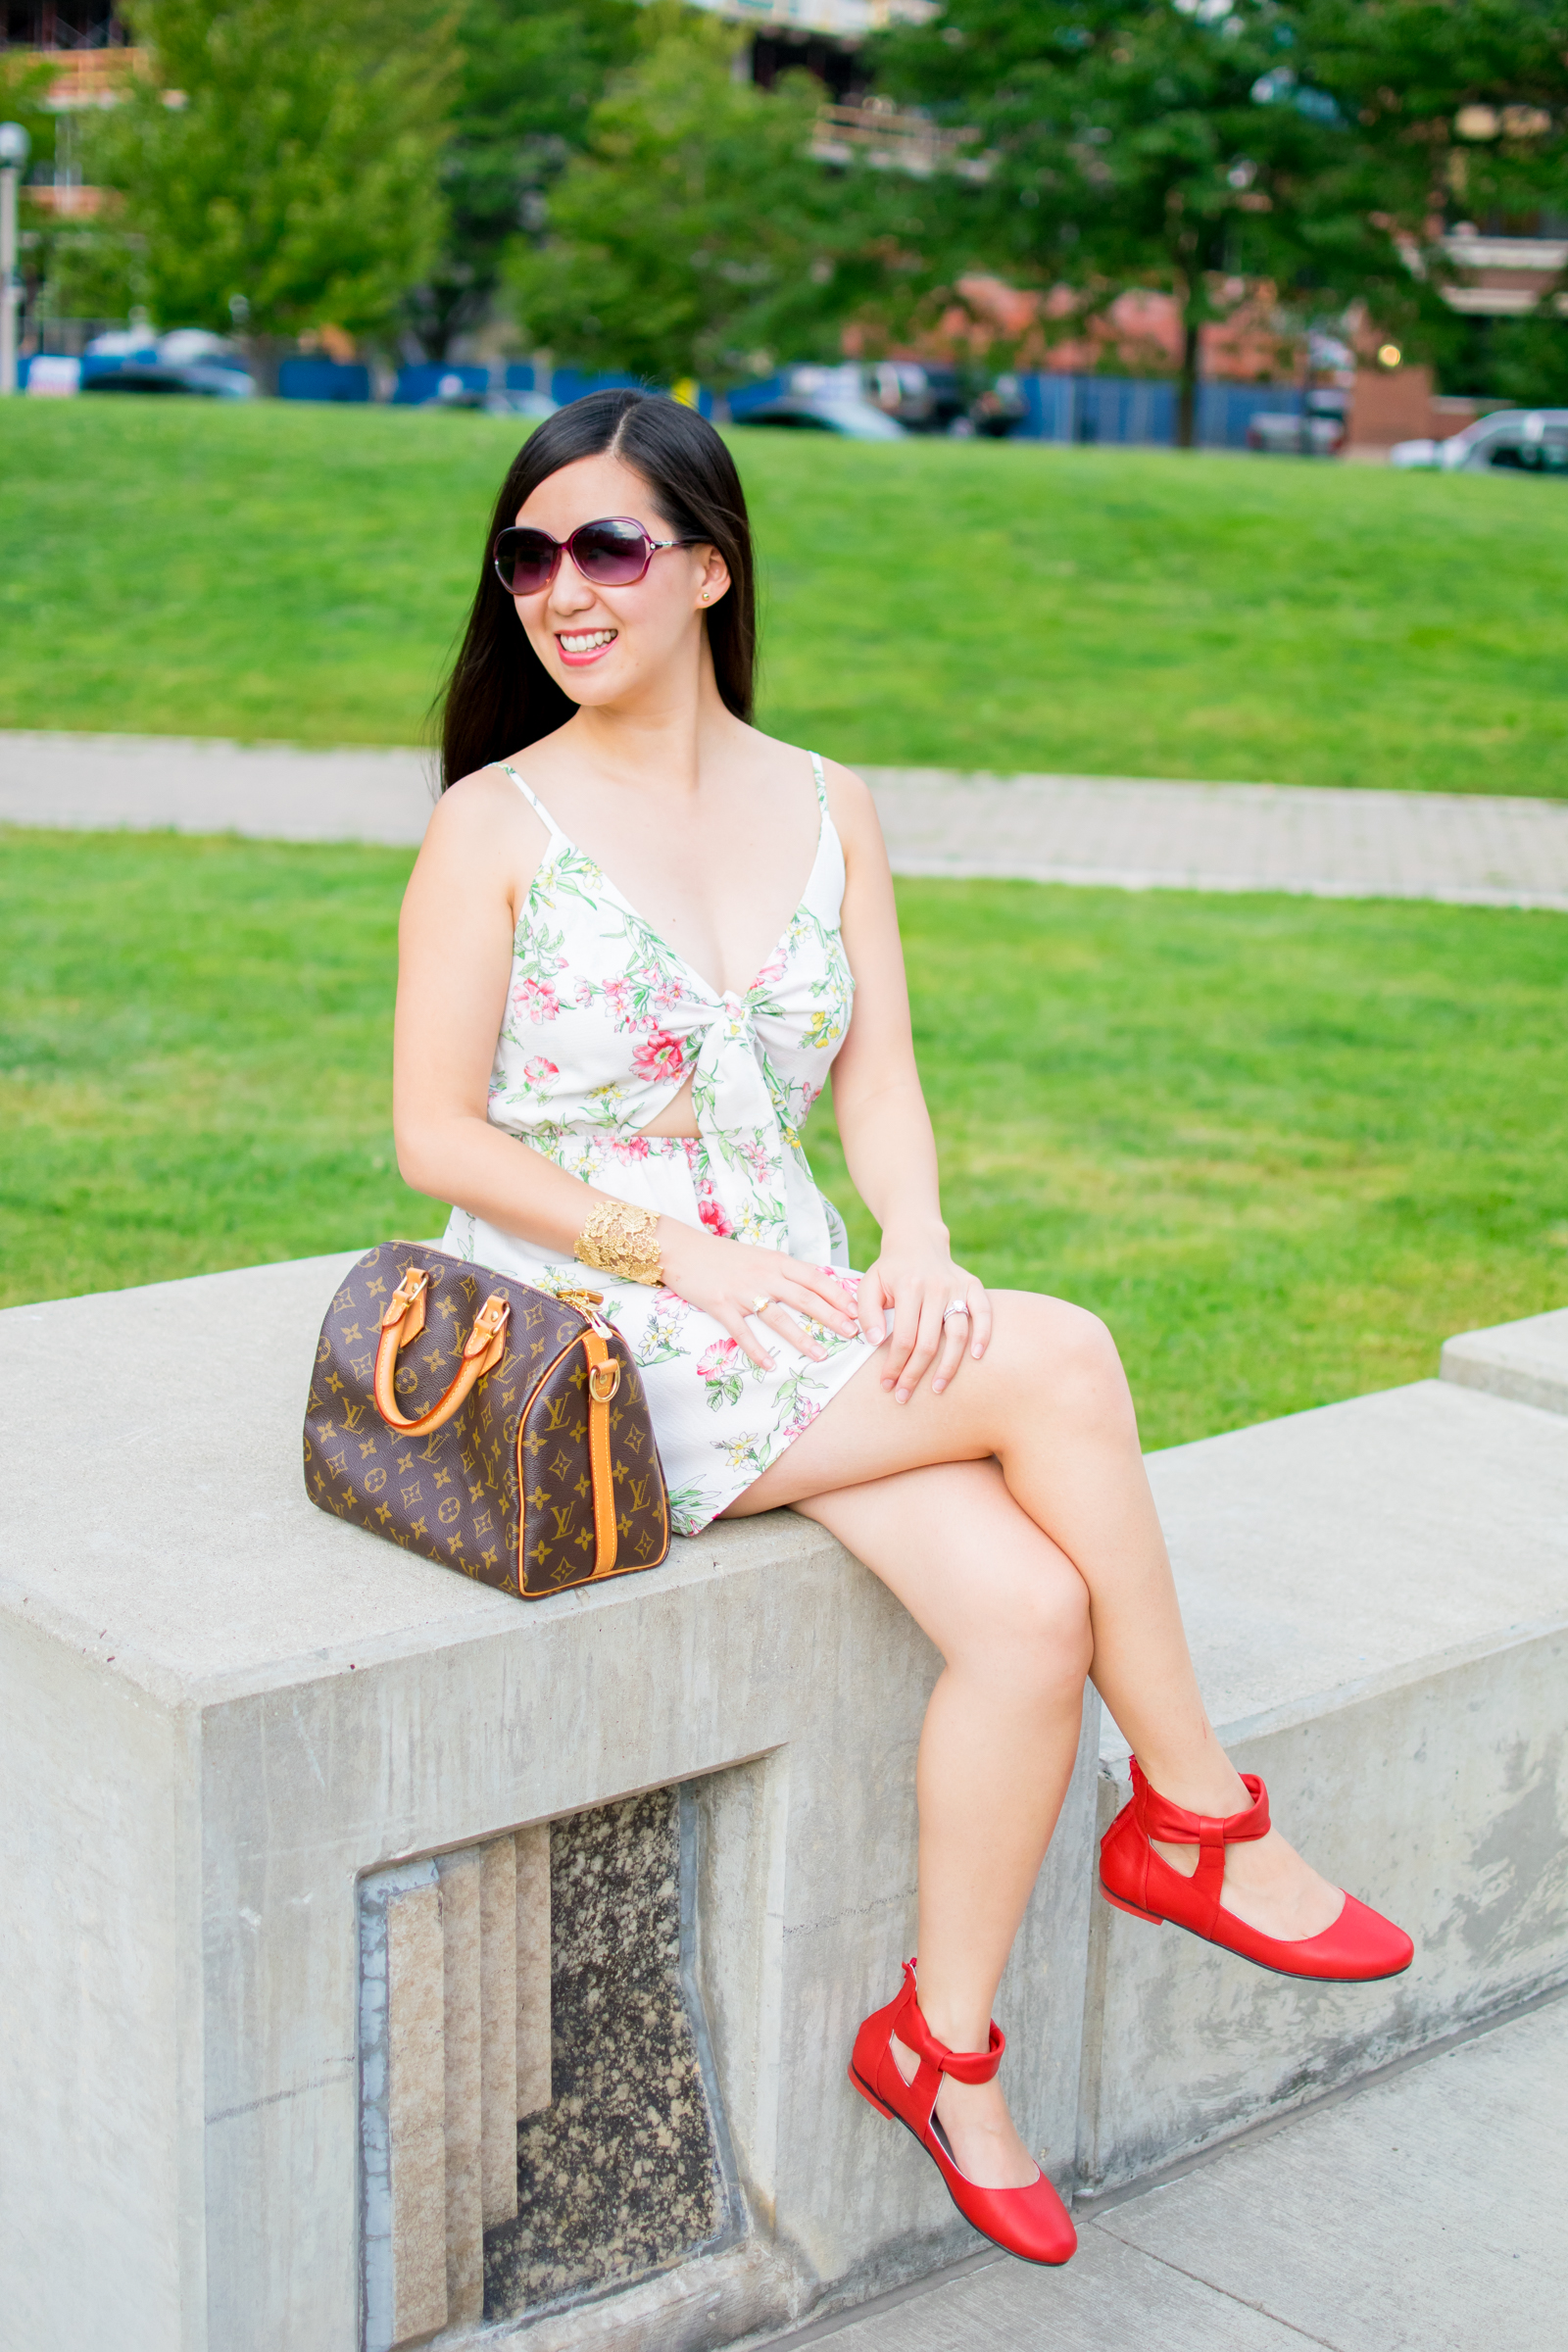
xmin=303 ymin=1242 xmax=670 ymax=1598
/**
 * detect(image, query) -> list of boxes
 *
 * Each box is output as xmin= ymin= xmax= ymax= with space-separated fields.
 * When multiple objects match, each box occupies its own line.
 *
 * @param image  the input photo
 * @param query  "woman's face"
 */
xmin=507 ymin=451 xmax=730 ymax=708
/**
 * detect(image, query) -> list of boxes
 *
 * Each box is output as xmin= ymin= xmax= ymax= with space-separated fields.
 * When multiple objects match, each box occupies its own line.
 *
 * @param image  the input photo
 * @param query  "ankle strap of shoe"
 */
xmin=1129 ymin=1761 xmax=1271 ymax=1935
xmin=1129 ymin=1758 xmax=1271 ymax=1847
xmin=892 ymin=1959 xmax=1005 ymax=2085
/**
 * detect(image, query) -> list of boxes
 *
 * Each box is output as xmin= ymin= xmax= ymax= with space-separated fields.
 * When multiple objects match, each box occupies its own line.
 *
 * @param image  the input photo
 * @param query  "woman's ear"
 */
xmin=697 ymin=548 xmax=730 ymax=608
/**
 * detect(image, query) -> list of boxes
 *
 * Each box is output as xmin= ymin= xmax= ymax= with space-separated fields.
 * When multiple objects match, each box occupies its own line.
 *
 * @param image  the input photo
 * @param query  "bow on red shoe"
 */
xmin=1100 ymin=1758 xmax=1413 ymax=1982
xmin=848 ymin=1959 xmax=1077 ymax=2267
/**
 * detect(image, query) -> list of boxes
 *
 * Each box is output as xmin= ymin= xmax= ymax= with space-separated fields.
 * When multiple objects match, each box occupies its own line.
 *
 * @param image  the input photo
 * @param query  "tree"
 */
xmin=881 ymin=0 xmax=1344 ymax=446
xmin=504 ymin=9 xmax=940 ymax=388
xmin=1292 ymin=0 xmax=1568 ymax=393
xmin=68 ymin=0 xmax=459 ymax=350
xmin=411 ymin=0 xmax=644 ymax=360
xmin=879 ymin=1 xmax=1568 ymax=429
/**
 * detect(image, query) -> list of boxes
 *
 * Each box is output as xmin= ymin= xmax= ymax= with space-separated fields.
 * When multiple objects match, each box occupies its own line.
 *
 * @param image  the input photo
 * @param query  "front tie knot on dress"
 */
xmin=442 ymin=755 xmax=877 ymax=1536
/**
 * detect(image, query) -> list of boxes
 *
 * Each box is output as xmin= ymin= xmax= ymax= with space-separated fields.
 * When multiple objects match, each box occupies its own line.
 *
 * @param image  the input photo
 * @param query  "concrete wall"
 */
xmin=3 ymin=1258 xmax=1565 ymax=2345
xmin=0 ymin=1254 xmax=1098 ymax=2352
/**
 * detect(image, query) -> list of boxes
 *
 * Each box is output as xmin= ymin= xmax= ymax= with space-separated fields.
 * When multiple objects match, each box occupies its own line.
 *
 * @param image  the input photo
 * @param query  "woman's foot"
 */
xmin=1149 ymin=1822 xmax=1345 ymax=1942
xmin=1101 ymin=1758 xmax=1413 ymax=1982
xmin=889 ymin=2031 xmax=1039 ymax=2187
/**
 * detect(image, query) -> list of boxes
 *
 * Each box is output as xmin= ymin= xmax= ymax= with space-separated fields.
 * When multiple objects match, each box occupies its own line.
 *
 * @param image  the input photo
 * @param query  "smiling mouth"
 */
xmin=557 ymin=628 xmax=617 ymax=655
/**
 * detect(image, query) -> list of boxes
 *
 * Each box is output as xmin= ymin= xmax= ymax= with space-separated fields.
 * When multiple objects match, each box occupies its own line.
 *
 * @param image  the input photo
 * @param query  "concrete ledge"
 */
xmin=1442 ymin=1305 xmax=1568 ymax=1417
xmin=0 ymin=1255 xmax=1098 ymax=2352
xmin=1078 ymin=1376 xmax=1568 ymax=2191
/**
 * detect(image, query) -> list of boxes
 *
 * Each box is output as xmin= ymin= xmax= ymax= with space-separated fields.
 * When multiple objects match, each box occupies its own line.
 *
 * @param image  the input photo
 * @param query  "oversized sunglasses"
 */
xmin=492 ymin=514 xmax=700 ymax=597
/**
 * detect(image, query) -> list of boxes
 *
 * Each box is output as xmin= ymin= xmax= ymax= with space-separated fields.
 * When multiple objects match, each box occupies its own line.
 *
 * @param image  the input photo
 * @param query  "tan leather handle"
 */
xmin=372 ymin=1267 xmax=511 ymax=1436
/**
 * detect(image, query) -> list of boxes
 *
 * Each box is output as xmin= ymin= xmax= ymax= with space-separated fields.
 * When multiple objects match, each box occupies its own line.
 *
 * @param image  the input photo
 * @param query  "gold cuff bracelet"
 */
xmin=574 ymin=1199 xmax=664 ymax=1287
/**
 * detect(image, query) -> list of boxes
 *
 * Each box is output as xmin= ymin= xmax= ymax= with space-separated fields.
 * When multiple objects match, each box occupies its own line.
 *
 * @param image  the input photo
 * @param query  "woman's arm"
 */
xmin=393 ymin=771 xmax=860 ymax=1366
xmin=825 ymin=761 xmax=993 ymax=1398
xmin=393 ymin=771 xmax=610 ymax=1253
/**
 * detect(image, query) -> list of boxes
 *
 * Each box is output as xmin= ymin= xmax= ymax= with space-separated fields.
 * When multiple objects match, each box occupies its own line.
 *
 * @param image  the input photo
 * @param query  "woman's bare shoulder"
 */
xmin=411 ymin=761 xmax=550 ymax=910
xmin=815 ymin=754 xmax=887 ymax=867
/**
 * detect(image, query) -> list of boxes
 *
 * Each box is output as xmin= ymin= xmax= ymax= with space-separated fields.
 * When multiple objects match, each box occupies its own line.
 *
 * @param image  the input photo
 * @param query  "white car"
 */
xmin=1390 ymin=409 xmax=1568 ymax=472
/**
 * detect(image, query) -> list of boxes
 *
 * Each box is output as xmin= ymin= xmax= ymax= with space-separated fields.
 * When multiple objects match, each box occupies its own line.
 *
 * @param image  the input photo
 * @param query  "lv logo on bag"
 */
xmin=303 ymin=1242 xmax=670 ymax=1598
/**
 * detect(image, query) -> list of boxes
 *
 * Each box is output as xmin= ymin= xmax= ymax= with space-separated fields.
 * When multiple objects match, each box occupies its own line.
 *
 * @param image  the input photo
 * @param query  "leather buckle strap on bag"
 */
xmin=303 ymin=1242 xmax=670 ymax=1599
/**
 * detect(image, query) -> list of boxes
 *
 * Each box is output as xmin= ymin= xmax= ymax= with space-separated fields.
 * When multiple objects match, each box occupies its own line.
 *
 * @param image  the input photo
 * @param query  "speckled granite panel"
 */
xmin=482 ymin=1788 xmax=729 ymax=2318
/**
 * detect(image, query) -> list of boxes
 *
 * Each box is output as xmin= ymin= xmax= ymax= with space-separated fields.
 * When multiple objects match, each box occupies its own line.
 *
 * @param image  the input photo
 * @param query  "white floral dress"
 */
xmin=443 ymin=753 xmax=875 ymax=1535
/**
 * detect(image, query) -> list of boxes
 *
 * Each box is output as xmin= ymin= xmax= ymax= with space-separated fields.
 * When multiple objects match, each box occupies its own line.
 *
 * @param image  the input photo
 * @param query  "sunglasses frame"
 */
xmin=492 ymin=514 xmax=703 ymax=598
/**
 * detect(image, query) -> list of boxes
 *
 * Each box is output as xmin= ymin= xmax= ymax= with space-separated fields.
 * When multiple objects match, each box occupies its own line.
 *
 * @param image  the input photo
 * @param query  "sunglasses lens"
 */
xmin=572 ymin=519 xmax=651 ymax=585
xmin=494 ymin=530 xmax=557 ymax=595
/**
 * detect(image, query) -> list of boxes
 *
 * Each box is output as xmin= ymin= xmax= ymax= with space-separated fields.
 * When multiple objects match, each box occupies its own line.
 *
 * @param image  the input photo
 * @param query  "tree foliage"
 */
xmin=877 ymin=1 xmax=1568 ymax=420
xmin=504 ymin=9 xmax=942 ymax=387
xmin=414 ymin=0 xmax=644 ymax=358
xmin=880 ymin=1 xmax=1350 ymax=441
xmin=66 ymin=0 xmax=459 ymax=341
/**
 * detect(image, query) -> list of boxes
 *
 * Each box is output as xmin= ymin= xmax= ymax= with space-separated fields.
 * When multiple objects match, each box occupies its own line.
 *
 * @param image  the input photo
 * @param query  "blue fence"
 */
xmin=1013 ymin=372 xmax=1306 ymax=449
xmin=278 ymin=359 xmax=370 ymax=403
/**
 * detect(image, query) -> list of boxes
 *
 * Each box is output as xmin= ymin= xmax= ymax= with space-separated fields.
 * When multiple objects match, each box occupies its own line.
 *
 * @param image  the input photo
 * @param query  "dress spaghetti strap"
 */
xmin=809 ymin=750 xmax=828 ymax=810
xmin=499 ymin=762 xmax=564 ymax=837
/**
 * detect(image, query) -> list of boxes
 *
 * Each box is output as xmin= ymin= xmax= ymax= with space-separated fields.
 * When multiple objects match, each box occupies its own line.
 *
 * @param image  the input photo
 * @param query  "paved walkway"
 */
xmin=4 ymin=731 xmax=1568 ymax=909
xmin=766 ymin=1989 xmax=1566 ymax=2352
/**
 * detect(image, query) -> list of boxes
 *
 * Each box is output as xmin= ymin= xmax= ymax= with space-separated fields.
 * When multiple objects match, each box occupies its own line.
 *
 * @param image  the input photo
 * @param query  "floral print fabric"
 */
xmin=443 ymin=755 xmax=875 ymax=1536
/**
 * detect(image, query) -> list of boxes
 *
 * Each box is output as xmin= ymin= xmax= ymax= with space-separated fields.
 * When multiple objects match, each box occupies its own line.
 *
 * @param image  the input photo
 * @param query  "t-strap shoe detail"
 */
xmin=848 ymin=1960 xmax=1077 ymax=2267
xmin=1099 ymin=1758 xmax=1414 ymax=1982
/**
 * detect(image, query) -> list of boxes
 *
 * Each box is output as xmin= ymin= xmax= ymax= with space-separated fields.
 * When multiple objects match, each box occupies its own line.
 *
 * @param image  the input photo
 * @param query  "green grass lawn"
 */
xmin=4 ymin=828 xmax=1562 ymax=1451
xmin=2 ymin=398 xmax=1565 ymax=795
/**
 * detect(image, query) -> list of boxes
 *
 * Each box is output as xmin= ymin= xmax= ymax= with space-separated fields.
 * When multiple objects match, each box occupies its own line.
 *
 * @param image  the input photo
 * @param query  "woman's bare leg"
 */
xmin=794 ymin=1459 xmax=1093 ymax=2190
xmin=728 ymin=1291 xmax=1343 ymax=1940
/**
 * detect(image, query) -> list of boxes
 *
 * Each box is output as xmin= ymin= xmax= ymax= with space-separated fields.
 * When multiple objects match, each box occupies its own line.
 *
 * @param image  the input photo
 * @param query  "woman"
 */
xmin=394 ymin=389 xmax=1412 ymax=2269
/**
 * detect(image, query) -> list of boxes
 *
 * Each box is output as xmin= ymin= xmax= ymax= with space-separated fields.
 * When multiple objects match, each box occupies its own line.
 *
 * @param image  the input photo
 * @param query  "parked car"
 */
xmin=82 ymin=360 xmax=255 ymax=398
xmin=1390 ymin=409 xmax=1568 ymax=471
xmin=1246 ymin=412 xmax=1346 ymax=457
xmin=780 ymin=360 xmax=1024 ymax=437
xmin=420 ymin=381 xmax=559 ymax=420
xmin=731 ymin=392 xmax=906 ymax=439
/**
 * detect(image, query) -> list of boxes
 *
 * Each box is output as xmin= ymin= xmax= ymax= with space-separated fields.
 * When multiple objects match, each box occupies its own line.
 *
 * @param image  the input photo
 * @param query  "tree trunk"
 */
xmin=1176 ymin=312 xmax=1200 ymax=451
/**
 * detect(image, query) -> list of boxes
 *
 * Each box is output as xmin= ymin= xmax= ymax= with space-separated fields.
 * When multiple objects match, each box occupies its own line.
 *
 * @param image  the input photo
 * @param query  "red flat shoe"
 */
xmin=848 ymin=1959 xmax=1077 ymax=2267
xmin=1100 ymin=1757 xmax=1414 ymax=1983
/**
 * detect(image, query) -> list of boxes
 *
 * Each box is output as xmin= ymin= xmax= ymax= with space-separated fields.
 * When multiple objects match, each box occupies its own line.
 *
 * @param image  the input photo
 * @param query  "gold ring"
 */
xmin=750 ymin=1294 xmax=772 ymax=1314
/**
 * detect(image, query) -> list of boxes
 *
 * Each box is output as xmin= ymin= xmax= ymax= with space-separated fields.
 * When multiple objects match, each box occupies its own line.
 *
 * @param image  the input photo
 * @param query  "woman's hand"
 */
xmin=657 ymin=1218 xmax=862 ymax=1372
xmin=857 ymin=1224 xmax=992 ymax=1404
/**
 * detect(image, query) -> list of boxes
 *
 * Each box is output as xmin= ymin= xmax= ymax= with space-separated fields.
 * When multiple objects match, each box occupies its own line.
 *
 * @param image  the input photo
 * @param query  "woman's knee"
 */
xmin=959 ymin=1555 xmax=1093 ymax=1700
xmin=990 ymin=1291 xmax=1134 ymax=1436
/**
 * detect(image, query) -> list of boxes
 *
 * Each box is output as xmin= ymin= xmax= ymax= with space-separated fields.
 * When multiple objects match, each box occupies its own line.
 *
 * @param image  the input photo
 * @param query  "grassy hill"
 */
xmin=2 ymin=396 xmax=1564 ymax=796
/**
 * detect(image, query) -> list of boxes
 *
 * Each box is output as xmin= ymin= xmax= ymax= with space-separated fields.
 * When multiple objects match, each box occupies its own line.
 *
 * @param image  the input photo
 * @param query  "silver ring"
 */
xmin=942 ymin=1299 xmax=970 ymax=1323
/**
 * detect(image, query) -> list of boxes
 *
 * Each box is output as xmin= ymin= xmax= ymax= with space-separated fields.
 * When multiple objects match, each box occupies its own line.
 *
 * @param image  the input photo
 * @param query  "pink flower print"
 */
xmin=752 ymin=943 xmax=787 ymax=991
xmin=696 ymin=1178 xmax=732 ymax=1238
xmin=522 ymin=1055 xmax=558 ymax=1085
xmin=698 ymin=1337 xmax=740 ymax=1384
xmin=512 ymin=976 xmax=561 ymax=1024
xmin=601 ymin=975 xmax=633 ymax=1026
xmin=632 ymin=1028 xmax=685 ymax=1084
xmin=611 ymin=1133 xmax=651 ymax=1161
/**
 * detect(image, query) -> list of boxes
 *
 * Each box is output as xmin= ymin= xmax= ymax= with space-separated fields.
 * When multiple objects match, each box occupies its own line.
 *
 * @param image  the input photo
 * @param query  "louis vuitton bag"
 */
xmin=303 ymin=1242 xmax=670 ymax=1598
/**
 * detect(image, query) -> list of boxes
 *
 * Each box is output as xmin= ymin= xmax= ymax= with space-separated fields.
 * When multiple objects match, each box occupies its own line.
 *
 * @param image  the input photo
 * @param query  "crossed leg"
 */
xmin=722 ymin=1290 xmax=1343 ymax=2187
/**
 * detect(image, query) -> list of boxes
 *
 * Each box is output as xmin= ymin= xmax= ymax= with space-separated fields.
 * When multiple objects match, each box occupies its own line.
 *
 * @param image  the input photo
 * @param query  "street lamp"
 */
xmin=0 ymin=121 xmax=31 ymax=399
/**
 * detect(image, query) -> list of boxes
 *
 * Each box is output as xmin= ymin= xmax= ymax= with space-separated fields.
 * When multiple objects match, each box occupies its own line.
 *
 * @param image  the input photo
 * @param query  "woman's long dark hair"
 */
xmin=438 ymin=390 xmax=758 ymax=789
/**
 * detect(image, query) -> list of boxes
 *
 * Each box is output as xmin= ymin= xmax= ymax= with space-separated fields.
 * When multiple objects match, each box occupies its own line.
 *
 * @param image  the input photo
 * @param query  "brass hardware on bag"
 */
xmin=462 ymin=1293 xmax=512 ymax=1373
xmin=588 ymin=1358 xmax=621 ymax=1402
xmin=381 ymin=1265 xmax=430 ymax=1344
xmin=556 ymin=1286 xmax=613 ymax=1339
